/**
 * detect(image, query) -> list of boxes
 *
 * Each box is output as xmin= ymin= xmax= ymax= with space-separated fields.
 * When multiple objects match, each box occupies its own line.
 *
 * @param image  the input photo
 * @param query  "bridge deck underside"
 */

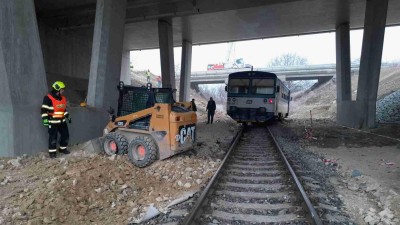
xmin=35 ymin=0 xmax=400 ymax=50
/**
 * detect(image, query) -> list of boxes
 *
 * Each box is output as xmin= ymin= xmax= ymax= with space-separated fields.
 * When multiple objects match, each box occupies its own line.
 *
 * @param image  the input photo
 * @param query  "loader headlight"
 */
xmin=103 ymin=128 xmax=109 ymax=135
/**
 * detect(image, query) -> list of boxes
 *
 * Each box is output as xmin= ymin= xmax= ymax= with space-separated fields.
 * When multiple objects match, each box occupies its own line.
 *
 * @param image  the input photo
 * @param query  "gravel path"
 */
xmin=269 ymin=124 xmax=355 ymax=224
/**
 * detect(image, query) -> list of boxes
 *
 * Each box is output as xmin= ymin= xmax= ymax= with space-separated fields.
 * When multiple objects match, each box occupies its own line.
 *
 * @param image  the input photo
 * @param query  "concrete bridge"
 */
xmin=1 ymin=0 xmax=399 ymax=156
xmin=177 ymin=64 xmax=357 ymax=85
xmin=176 ymin=63 xmax=396 ymax=85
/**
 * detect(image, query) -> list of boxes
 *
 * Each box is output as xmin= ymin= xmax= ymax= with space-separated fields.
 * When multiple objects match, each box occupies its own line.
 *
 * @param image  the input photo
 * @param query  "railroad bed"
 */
xmin=182 ymin=126 xmax=322 ymax=225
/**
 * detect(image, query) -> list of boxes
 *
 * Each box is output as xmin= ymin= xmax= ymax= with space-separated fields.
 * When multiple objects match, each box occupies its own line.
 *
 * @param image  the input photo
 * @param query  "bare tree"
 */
xmin=199 ymin=84 xmax=227 ymax=104
xmin=267 ymin=53 xmax=314 ymax=93
xmin=267 ymin=53 xmax=308 ymax=67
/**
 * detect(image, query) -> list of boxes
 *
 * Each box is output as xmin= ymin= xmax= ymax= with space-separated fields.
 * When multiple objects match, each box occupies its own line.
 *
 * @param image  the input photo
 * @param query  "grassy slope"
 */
xmin=290 ymin=67 xmax=400 ymax=119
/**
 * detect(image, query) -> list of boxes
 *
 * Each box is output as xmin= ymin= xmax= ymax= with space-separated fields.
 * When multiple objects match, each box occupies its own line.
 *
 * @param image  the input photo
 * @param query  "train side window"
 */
xmin=238 ymin=86 xmax=248 ymax=94
xmin=252 ymin=79 xmax=274 ymax=94
xmin=229 ymin=86 xmax=248 ymax=94
xmin=229 ymin=78 xmax=249 ymax=94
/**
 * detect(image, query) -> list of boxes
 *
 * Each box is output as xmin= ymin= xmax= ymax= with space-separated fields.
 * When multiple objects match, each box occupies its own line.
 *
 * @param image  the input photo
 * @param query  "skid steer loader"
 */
xmin=102 ymin=82 xmax=197 ymax=167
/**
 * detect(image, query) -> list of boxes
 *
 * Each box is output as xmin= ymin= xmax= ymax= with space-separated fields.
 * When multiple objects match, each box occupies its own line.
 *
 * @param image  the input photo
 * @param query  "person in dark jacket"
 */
xmin=190 ymin=99 xmax=197 ymax=112
xmin=41 ymin=81 xmax=71 ymax=158
xmin=206 ymin=97 xmax=216 ymax=124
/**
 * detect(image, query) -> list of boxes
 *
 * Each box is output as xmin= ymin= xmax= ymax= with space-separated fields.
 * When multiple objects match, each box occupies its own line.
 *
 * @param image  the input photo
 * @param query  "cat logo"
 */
xmin=175 ymin=125 xmax=196 ymax=144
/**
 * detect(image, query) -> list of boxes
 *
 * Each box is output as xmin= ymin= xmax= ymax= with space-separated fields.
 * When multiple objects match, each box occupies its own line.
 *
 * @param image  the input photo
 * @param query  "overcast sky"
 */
xmin=131 ymin=26 xmax=400 ymax=75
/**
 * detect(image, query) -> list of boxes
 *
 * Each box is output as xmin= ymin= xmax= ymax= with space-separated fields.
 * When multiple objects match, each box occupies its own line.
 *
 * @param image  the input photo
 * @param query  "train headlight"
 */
xmin=229 ymin=97 xmax=237 ymax=105
xmin=268 ymin=98 xmax=274 ymax=104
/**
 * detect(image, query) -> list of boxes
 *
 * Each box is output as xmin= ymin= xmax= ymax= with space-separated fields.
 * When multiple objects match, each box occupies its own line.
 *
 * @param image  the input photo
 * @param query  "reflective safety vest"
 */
xmin=47 ymin=94 xmax=67 ymax=119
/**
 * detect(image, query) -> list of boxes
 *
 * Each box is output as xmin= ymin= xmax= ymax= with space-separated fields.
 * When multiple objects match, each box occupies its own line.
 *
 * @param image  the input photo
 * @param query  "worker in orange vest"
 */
xmin=41 ymin=81 xmax=71 ymax=158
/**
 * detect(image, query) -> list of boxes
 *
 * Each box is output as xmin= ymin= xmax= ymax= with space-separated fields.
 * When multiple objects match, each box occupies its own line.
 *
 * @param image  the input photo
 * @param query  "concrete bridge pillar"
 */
xmin=120 ymin=50 xmax=131 ymax=85
xmin=179 ymin=40 xmax=193 ymax=102
xmin=0 ymin=0 xmax=48 ymax=156
xmin=335 ymin=23 xmax=355 ymax=126
xmin=190 ymin=83 xmax=200 ymax=93
xmin=356 ymin=0 xmax=388 ymax=129
xmin=158 ymin=19 xmax=176 ymax=89
xmin=88 ymin=0 xmax=127 ymax=109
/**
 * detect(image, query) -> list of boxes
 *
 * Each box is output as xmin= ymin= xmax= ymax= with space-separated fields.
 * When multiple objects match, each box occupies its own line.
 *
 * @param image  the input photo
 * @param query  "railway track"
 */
xmin=182 ymin=126 xmax=322 ymax=225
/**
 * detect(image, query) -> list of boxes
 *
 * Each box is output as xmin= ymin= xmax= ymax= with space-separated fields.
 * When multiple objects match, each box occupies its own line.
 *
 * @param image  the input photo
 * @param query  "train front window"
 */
xmin=229 ymin=79 xmax=249 ymax=94
xmin=252 ymin=79 xmax=275 ymax=94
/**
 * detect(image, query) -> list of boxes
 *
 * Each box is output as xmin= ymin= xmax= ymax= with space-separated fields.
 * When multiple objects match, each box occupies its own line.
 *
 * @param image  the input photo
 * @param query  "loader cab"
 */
xmin=116 ymin=82 xmax=179 ymax=117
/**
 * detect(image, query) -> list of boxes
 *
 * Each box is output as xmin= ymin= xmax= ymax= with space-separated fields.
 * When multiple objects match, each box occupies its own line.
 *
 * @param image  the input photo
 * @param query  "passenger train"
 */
xmin=225 ymin=71 xmax=290 ymax=123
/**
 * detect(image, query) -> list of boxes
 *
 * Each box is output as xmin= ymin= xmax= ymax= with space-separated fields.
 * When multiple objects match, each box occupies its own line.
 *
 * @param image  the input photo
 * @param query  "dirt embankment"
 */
xmin=0 ymin=88 xmax=240 ymax=225
xmin=290 ymin=67 xmax=400 ymax=121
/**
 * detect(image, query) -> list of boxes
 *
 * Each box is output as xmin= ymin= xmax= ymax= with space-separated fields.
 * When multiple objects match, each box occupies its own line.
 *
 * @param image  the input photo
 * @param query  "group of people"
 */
xmin=190 ymin=97 xmax=216 ymax=124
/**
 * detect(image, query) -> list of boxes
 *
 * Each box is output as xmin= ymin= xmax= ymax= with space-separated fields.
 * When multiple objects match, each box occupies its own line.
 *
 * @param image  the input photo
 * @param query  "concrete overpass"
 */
xmin=0 ymin=0 xmax=398 ymax=156
xmin=177 ymin=63 xmax=396 ymax=85
xmin=178 ymin=64 xmax=359 ymax=85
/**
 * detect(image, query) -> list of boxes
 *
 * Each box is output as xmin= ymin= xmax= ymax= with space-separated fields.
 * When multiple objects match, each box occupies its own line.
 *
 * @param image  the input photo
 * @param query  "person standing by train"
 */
xmin=206 ymin=97 xmax=216 ymax=124
xmin=190 ymin=98 xmax=197 ymax=112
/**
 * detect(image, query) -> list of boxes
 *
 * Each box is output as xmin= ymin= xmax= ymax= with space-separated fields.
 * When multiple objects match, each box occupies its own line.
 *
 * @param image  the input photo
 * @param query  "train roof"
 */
xmin=228 ymin=71 xmax=278 ymax=78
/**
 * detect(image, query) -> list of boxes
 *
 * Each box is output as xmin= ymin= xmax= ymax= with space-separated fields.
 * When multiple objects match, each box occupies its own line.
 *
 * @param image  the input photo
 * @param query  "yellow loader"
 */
xmin=102 ymin=82 xmax=197 ymax=167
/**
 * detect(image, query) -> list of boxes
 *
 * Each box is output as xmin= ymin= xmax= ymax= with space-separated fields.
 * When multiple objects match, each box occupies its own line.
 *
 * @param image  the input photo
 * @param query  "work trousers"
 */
xmin=207 ymin=110 xmax=215 ymax=124
xmin=48 ymin=122 xmax=69 ymax=152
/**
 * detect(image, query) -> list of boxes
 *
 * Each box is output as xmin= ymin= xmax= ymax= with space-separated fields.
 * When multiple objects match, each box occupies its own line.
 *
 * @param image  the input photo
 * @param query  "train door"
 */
xmin=275 ymin=80 xmax=281 ymax=118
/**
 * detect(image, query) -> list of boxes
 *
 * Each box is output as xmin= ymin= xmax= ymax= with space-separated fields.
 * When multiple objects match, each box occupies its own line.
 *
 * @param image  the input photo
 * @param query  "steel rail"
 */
xmin=267 ymin=126 xmax=323 ymax=225
xmin=181 ymin=126 xmax=244 ymax=225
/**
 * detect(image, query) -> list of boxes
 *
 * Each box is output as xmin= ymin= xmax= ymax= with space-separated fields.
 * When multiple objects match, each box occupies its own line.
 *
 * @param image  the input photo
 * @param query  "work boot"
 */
xmin=59 ymin=148 xmax=70 ymax=154
xmin=49 ymin=152 xmax=57 ymax=158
